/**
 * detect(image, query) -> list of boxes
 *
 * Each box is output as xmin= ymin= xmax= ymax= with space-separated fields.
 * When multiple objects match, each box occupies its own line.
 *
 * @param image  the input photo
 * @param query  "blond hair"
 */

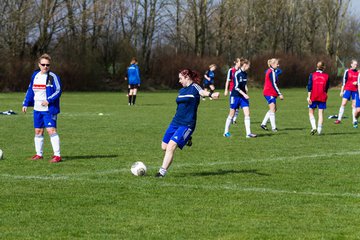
xmin=316 ymin=61 xmax=325 ymax=71
xmin=209 ymin=64 xmax=216 ymax=69
xmin=268 ymin=58 xmax=279 ymax=67
xmin=39 ymin=53 xmax=51 ymax=63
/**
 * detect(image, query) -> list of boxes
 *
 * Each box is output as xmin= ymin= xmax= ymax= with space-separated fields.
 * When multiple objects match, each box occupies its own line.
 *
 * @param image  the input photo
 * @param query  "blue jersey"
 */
xmin=204 ymin=70 xmax=215 ymax=82
xmin=171 ymin=83 xmax=202 ymax=129
xmin=231 ymin=69 xmax=247 ymax=98
xmin=127 ymin=64 xmax=141 ymax=85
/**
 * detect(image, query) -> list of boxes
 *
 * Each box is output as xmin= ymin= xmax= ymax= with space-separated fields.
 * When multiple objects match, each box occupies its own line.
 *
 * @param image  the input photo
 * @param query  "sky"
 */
xmin=350 ymin=0 xmax=360 ymax=17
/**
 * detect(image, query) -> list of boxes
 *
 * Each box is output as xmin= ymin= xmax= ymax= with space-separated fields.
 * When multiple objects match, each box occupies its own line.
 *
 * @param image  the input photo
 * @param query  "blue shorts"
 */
xmin=162 ymin=124 xmax=194 ymax=150
xmin=309 ymin=101 xmax=326 ymax=109
xmin=203 ymin=80 xmax=214 ymax=88
xmin=33 ymin=111 xmax=57 ymax=128
xmin=230 ymin=96 xmax=249 ymax=109
xmin=356 ymin=93 xmax=360 ymax=108
xmin=343 ymin=90 xmax=358 ymax=101
xmin=264 ymin=96 xmax=277 ymax=104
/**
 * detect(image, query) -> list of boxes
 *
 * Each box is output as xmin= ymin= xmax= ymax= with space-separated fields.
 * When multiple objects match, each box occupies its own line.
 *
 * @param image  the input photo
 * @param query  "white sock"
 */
xmin=233 ymin=109 xmax=239 ymax=122
xmin=317 ymin=124 xmax=323 ymax=134
xmin=50 ymin=133 xmax=61 ymax=156
xmin=244 ymin=116 xmax=251 ymax=135
xmin=34 ymin=134 xmax=44 ymax=156
xmin=262 ymin=111 xmax=270 ymax=126
xmin=159 ymin=167 xmax=167 ymax=176
xmin=224 ymin=116 xmax=232 ymax=134
xmin=352 ymin=107 xmax=357 ymax=123
xmin=269 ymin=112 xmax=276 ymax=129
xmin=338 ymin=106 xmax=344 ymax=121
xmin=310 ymin=116 xmax=316 ymax=130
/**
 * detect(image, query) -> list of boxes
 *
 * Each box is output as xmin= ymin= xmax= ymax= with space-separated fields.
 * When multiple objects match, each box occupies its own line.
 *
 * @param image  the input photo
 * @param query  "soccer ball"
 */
xmin=131 ymin=161 xmax=147 ymax=176
xmin=0 ymin=149 xmax=3 ymax=160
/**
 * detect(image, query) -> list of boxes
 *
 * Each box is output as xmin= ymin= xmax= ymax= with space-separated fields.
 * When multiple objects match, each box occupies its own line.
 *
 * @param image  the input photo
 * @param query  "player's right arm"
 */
xmin=307 ymin=74 xmax=313 ymax=104
xmin=224 ymin=69 xmax=231 ymax=96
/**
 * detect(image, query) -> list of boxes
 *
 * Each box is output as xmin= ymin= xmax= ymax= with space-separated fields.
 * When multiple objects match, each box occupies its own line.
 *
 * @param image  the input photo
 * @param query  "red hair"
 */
xmin=179 ymin=69 xmax=201 ymax=85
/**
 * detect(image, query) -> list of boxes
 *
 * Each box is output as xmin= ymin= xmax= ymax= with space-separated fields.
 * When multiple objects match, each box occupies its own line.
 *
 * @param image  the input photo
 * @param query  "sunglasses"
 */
xmin=40 ymin=63 xmax=50 ymax=67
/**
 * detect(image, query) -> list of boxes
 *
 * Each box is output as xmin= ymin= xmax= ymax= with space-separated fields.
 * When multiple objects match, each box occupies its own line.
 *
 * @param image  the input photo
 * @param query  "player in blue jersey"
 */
xmin=125 ymin=57 xmax=141 ymax=105
xmin=223 ymin=59 xmax=257 ymax=138
xmin=155 ymin=69 xmax=220 ymax=177
xmin=22 ymin=54 xmax=62 ymax=163
xmin=202 ymin=64 xmax=216 ymax=100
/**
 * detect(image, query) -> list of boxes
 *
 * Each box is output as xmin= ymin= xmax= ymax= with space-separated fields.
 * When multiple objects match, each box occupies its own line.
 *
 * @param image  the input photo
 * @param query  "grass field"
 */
xmin=1 ymin=89 xmax=360 ymax=239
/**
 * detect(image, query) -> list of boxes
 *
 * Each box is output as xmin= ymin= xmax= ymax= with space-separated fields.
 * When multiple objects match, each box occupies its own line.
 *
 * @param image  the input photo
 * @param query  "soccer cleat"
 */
xmin=202 ymin=97 xmax=206 ymax=101
xmin=31 ymin=154 xmax=43 ymax=160
xmin=272 ymin=128 xmax=278 ymax=132
xmin=353 ymin=121 xmax=358 ymax=128
xmin=310 ymin=129 xmax=317 ymax=135
xmin=49 ymin=156 xmax=62 ymax=163
xmin=232 ymin=120 xmax=237 ymax=125
xmin=334 ymin=120 xmax=341 ymax=124
xmin=223 ymin=132 xmax=231 ymax=138
xmin=155 ymin=172 xmax=164 ymax=178
xmin=260 ymin=124 xmax=268 ymax=131
xmin=186 ymin=137 xmax=193 ymax=147
xmin=246 ymin=133 xmax=257 ymax=138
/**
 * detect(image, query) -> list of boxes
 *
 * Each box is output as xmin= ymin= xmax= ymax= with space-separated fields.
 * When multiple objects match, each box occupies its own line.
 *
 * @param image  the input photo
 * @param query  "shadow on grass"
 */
xmin=322 ymin=131 xmax=360 ymax=136
xmin=62 ymin=155 xmax=119 ymax=161
xmin=187 ymin=169 xmax=271 ymax=177
xmin=282 ymin=127 xmax=306 ymax=131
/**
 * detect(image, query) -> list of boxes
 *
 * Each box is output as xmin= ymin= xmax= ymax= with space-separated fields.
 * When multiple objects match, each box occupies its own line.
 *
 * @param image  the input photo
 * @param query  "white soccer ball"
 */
xmin=0 ymin=149 xmax=3 ymax=160
xmin=131 ymin=161 xmax=147 ymax=176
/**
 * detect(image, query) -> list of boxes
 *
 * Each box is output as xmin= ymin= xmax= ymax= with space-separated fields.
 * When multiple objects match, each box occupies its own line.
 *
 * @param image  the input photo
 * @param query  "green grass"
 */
xmin=1 ymin=89 xmax=360 ymax=239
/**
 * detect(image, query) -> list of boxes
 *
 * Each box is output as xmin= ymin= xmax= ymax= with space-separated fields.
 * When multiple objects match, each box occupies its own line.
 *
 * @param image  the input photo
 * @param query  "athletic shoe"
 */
xmin=186 ymin=137 xmax=193 ymax=147
xmin=334 ymin=120 xmax=341 ymax=124
xmin=49 ymin=156 xmax=62 ymax=163
xmin=246 ymin=133 xmax=257 ymax=138
xmin=260 ymin=124 xmax=268 ymax=131
xmin=310 ymin=129 xmax=317 ymax=135
xmin=202 ymin=97 xmax=206 ymax=101
xmin=223 ymin=132 xmax=231 ymax=138
xmin=31 ymin=154 xmax=43 ymax=160
xmin=209 ymin=97 xmax=213 ymax=100
xmin=232 ymin=120 xmax=237 ymax=125
xmin=354 ymin=121 xmax=358 ymax=128
xmin=155 ymin=172 xmax=164 ymax=178
xmin=272 ymin=128 xmax=278 ymax=132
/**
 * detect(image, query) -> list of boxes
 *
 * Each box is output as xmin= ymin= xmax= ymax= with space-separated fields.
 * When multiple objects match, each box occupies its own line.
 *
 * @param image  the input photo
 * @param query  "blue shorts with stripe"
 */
xmin=162 ymin=124 xmax=194 ymax=150
xmin=230 ymin=96 xmax=249 ymax=109
xmin=308 ymin=101 xmax=326 ymax=109
xmin=264 ymin=95 xmax=277 ymax=104
xmin=356 ymin=93 xmax=360 ymax=108
xmin=343 ymin=90 xmax=358 ymax=101
xmin=33 ymin=110 xmax=57 ymax=128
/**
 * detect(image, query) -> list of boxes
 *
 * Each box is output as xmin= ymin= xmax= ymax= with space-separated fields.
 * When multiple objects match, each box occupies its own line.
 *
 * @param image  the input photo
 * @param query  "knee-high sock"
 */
xmin=224 ymin=116 xmax=232 ymax=134
xmin=310 ymin=116 xmax=316 ymax=130
xmin=262 ymin=111 xmax=270 ymax=126
xmin=132 ymin=95 xmax=137 ymax=105
xmin=50 ymin=133 xmax=61 ymax=156
xmin=233 ymin=109 xmax=239 ymax=122
xmin=244 ymin=116 xmax=251 ymax=135
xmin=338 ymin=106 xmax=344 ymax=121
xmin=317 ymin=124 xmax=323 ymax=134
xmin=269 ymin=112 xmax=276 ymax=129
xmin=34 ymin=134 xmax=44 ymax=156
xmin=128 ymin=95 xmax=133 ymax=105
xmin=352 ymin=107 xmax=357 ymax=122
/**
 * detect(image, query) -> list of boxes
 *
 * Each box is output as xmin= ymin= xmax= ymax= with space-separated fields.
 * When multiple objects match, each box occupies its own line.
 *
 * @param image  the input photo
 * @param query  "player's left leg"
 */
xmin=209 ymin=85 xmax=215 ymax=100
xmin=317 ymin=109 xmax=324 ymax=134
xmin=351 ymin=99 xmax=357 ymax=127
xmin=128 ymin=88 xmax=133 ymax=105
xmin=309 ymin=107 xmax=317 ymax=135
xmin=243 ymin=106 xmax=256 ymax=138
xmin=46 ymin=127 xmax=61 ymax=163
xmin=132 ymin=88 xmax=138 ymax=105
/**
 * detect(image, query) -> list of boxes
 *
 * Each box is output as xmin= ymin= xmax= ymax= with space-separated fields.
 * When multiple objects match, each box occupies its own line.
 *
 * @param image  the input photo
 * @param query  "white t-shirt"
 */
xmin=32 ymin=72 xmax=48 ymax=111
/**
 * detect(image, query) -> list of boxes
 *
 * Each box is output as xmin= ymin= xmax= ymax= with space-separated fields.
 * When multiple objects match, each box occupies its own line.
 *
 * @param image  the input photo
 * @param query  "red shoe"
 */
xmin=31 ymin=154 xmax=43 ymax=160
xmin=334 ymin=120 xmax=341 ymax=124
xmin=49 ymin=156 xmax=62 ymax=163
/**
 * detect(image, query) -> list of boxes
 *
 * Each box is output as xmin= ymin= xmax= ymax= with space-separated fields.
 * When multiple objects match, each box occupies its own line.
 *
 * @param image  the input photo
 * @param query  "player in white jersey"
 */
xmin=22 ymin=54 xmax=62 ymax=163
